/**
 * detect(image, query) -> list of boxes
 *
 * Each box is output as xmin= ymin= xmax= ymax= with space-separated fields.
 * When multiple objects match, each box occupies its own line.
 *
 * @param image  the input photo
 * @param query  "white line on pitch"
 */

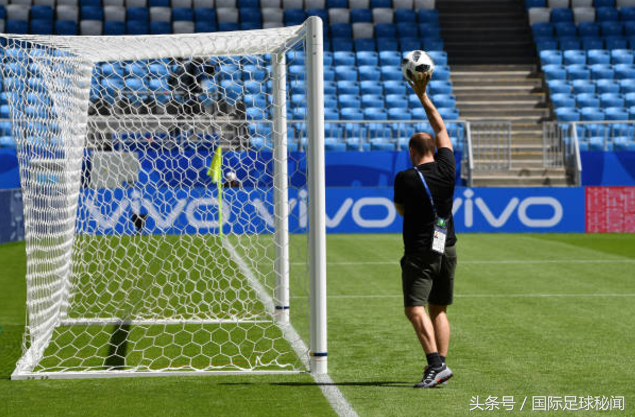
xmin=224 ymin=241 xmax=359 ymax=417
xmin=315 ymin=293 xmax=635 ymax=299
xmin=292 ymin=259 xmax=635 ymax=266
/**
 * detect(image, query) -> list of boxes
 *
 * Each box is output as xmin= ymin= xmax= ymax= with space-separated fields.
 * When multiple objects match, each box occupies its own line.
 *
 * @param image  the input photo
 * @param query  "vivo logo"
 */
xmin=452 ymin=189 xmax=564 ymax=228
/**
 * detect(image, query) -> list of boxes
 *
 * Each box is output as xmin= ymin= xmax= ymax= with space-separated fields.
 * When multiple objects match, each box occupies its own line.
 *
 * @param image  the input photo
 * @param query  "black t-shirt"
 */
xmin=394 ymin=147 xmax=457 ymax=254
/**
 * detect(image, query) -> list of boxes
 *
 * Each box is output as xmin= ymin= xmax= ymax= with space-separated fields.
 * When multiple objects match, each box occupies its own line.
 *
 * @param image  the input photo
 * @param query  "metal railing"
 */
xmin=468 ymin=121 xmax=512 ymax=171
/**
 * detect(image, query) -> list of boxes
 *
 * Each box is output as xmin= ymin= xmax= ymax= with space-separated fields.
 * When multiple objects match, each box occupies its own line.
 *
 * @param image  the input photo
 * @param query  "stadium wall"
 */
xmin=3 ymin=150 xmax=635 ymax=190
xmin=0 ymin=185 xmax=634 ymax=244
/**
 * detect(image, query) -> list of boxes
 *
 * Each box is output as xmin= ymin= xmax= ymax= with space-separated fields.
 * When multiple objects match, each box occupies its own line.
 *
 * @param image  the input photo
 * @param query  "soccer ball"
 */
xmin=401 ymin=50 xmax=435 ymax=82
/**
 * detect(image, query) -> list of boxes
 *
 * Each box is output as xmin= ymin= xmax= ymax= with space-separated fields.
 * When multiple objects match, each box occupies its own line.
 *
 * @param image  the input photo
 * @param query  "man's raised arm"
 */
xmin=408 ymin=74 xmax=453 ymax=151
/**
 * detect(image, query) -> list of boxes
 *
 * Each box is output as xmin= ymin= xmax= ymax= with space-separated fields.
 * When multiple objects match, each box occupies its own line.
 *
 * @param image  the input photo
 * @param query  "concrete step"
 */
xmin=449 ymin=56 xmax=538 ymax=65
xmin=456 ymin=94 xmax=546 ymax=104
xmin=457 ymin=102 xmax=548 ymax=110
xmin=452 ymin=85 xmax=540 ymax=94
xmin=451 ymin=79 xmax=542 ymax=88
xmin=461 ymin=108 xmax=550 ymax=118
xmin=451 ymin=64 xmax=538 ymax=72
xmin=471 ymin=177 xmax=569 ymax=187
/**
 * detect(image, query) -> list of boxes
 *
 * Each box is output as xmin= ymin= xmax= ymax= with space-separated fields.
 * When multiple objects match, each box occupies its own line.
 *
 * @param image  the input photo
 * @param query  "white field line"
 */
xmin=300 ymin=293 xmax=635 ymax=300
xmin=223 ymin=241 xmax=359 ymax=417
xmin=292 ymin=259 xmax=635 ymax=266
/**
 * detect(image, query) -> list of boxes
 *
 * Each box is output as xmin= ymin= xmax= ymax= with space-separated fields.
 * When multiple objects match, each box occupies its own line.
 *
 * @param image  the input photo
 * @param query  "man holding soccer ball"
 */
xmin=394 ymin=51 xmax=457 ymax=389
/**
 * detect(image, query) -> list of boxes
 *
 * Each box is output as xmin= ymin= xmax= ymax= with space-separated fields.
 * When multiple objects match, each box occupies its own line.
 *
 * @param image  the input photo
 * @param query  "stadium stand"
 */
xmin=531 ymin=0 xmax=635 ymax=150
xmin=0 ymin=0 xmax=463 ymax=151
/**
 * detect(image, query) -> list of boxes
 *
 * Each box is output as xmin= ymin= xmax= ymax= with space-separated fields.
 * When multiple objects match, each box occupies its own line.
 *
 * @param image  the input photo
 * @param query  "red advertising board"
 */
xmin=586 ymin=187 xmax=635 ymax=233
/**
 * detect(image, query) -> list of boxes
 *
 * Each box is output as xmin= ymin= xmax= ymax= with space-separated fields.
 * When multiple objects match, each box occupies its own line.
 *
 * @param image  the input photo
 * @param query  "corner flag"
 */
xmin=207 ymin=146 xmax=223 ymax=237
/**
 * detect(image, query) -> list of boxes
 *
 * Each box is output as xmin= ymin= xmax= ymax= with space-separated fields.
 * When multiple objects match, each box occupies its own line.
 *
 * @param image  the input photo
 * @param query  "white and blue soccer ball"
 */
xmin=401 ymin=50 xmax=435 ymax=82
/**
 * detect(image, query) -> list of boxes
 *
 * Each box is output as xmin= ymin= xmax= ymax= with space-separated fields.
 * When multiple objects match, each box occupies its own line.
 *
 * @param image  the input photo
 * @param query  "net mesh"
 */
xmin=5 ymin=26 xmax=314 ymax=376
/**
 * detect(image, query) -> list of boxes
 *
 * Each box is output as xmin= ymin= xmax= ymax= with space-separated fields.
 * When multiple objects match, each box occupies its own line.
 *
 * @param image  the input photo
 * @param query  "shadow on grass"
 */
xmin=221 ymin=381 xmax=414 ymax=388
xmin=104 ymin=323 xmax=131 ymax=370
xmin=0 ymin=325 xmax=23 ymax=380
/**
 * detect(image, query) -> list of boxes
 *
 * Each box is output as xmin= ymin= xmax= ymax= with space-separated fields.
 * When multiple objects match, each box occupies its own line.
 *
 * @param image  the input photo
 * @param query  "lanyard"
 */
xmin=414 ymin=167 xmax=437 ymax=218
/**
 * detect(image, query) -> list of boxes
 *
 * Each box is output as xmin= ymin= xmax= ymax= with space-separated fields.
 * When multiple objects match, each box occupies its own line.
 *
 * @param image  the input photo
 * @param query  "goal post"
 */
xmin=6 ymin=18 xmax=327 ymax=379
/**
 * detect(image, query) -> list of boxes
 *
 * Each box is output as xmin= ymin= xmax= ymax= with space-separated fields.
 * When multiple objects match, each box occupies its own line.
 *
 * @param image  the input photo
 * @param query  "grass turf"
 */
xmin=1 ymin=234 xmax=634 ymax=416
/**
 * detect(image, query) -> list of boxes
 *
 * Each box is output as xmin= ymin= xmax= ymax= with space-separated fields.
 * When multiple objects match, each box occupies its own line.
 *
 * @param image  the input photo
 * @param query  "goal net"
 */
xmin=6 ymin=18 xmax=327 ymax=379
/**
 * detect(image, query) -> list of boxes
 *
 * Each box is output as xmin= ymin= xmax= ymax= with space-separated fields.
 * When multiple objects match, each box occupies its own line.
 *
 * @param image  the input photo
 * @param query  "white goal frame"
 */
xmin=8 ymin=17 xmax=327 ymax=380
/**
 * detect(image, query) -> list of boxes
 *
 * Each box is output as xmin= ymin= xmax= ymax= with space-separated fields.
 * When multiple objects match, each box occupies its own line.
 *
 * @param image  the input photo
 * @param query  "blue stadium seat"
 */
xmin=536 ymin=40 xmax=558 ymax=51
xmin=581 ymin=106 xmax=604 ymax=121
xmin=128 ymin=7 xmax=149 ymax=21
xmin=381 ymin=66 xmax=403 ymax=81
xmin=375 ymin=23 xmax=396 ymax=38
xmin=555 ymin=22 xmax=577 ymax=38
xmin=331 ymin=38 xmax=354 ymax=51
xmin=340 ymin=107 xmax=363 ymax=120
xmin=323 ymin=51 xmax=333 ymax=66
xmin=595 ymin=0 xmax=616 ymax=6
xmin=395 ymin=9 xmax=416 ymax=24
xmin=564 ymin=50 xmax=586 ymax=65
xmin=621 ymin=6 xmax=635 ymax=21
xmin=438 ymin=108 xmax=459 ymax=120
xmin=384 ymin=80 xmax=407 ymax=95
xmin=601 ymin=92 xmax=625 ymax=107
xmin=582 ymin=38 xmax=604 ymax=51
xmin=621 ymin=80 xmax=635 ymax=94
xmin=370 ymin=0 xmax=391 ymax=7
xmin=325 ymin=139 xmax=347 ymax=152
xmin=30 ymin=19 xmax=54 ymax=34
xmin=350 ymin=9 xmax=372 ymax=23
xmin=417 ymin=9 xmax=438 ymax=23
xmin=576 ymin=92 xmax=600 ymax=108
xmin=579 ymin=22 xmax=600 ymax=38
xmin=433 ymin=94 xmax=456 ymax=108
xmin=359 ymin=65 xmax=381 ymax=81
xmin=355 ymin=39 xmax=376 ymax=52
xmin=325 ymin=108 xmax=340 ymax=120
xmin=339 ymin=94 xmax=361 ymax=108
xmin=31 ymin=5 xmax=54 ymax=20
xmin=428 ymin=51 xmax=448 ymax=66
xmin=588 ymin=49 xmax=611 ymax=65
xmin=337 ymin=80 xmax=360 ymax=94
xmin=613 ymin=136 xmax=635 ymax=150
xmin=399 ymin=38 xmax=422 ymax=51
xmin=600 ymin=21 xmax=623 ymax=37
xmin=526 ymin=0 xmax=546 ymax=7
xmin=429 ymin=81 xmax=452 ymax=95
xmin=173 ymin=8 xmax=194 ymax=21
xmin=540 ymin=50 xmax=563 ymax=65
xmin=149 ymin=0 xmax=169 ymax=6
xmin=55 ymin=20 xmax=78 ymax=35
xmin=104 ymin=21 xmax=125 ymax=35
xmin=590 ymin=64 xmax=614 ymax=80
xmin=330 ymin=23 xmax=352 ymax=38
xmin=324 ymin=80 xmax=337 ymax=95
xmin=386 ymin=93 xmax=407 ymax=107
xmin=195 ymin=21 xmax=216 ymax=32
xmin=552 ymin=93 xmax=576 ymax=108
xmin=334 ymin=51 xmax=355 ymax=66
xmin=327 ymin=0 xmax=348 ymax=7
xmin=376 ymin=38 xmax=398 ymax=51
xmin=356 ymin=51 xmax=378 ymax=66
xmin=7 ymin=20 xmax=29 ymax=34
xmin=551 ymin=8 xmax=574 ymax=23
xmin=555 ymin=107 xmax=580 ymax=121
xmin=194 ymin=8 xmax=216 ymax=22
xmin=379 ymin=50 xmax=400 ymax=66
xmin=596 ymin=7 xmax=619 ymax=22
xmin=548 ymin=79 xmax=572 ymax=94
xmin=238 ymin=0 xmax=258 ymax=7
xmin=285 ymin=9 xmax=305 ymax=25
xmin=360 ymin=80 xmax=382 ymax=95
xmin=615 ymin=64 xmax=635 ymax=80
xmin=127 ymin=20 xmax=149 ymax=34
xmin=80 ymin=6 xmax=102 ymax=20
xmin=597 ymin=79 xmax=621 ymax=93
xmin=423 ymin=39 xmax=444 ymax=51
xmin=605 ymin=107 xmax=628 ymax=120
xmin=150 ymin=21 xmax=170 ymax=33
xmin=361 ymin=94 xmax=384 ymax=108
xmin=532 ymin=22 xmax=553 ymax=37
xmin=544 ymin=64 xmax=567 ymax=80
xmin=219 ymin=22 xmax=239 ymax=31
xmin=612 ymin=49 xmax=634 ymax=64
xmin=335 ymin=66 xmax=357 ymax=81
xmin=307 ymin=8 xmax=328 ymax=24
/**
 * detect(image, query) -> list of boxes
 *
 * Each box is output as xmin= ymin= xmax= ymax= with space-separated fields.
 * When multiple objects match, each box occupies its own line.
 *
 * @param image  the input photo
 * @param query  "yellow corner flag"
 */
xmin=207 ymin=146 xmax=223 ymax=237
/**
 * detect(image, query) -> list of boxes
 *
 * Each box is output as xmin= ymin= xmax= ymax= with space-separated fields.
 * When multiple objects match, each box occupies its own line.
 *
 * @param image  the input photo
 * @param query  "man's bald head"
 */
xmin=409 ymin=132 xmax=436 ymax=158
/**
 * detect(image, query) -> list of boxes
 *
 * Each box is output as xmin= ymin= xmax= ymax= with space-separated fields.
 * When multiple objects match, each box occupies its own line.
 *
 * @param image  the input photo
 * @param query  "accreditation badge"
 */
xmin=431 ymin=217 xmax=448 ymax=255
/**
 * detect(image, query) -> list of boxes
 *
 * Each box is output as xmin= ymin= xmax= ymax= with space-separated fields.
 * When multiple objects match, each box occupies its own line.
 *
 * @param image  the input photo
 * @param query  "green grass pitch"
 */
xmin=1 ymin=233 xmax=634 ymax=416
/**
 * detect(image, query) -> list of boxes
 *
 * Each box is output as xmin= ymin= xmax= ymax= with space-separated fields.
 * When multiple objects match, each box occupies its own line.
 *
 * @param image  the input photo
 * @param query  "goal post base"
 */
xmin=11 ymin=369 xmax=306 ymax=381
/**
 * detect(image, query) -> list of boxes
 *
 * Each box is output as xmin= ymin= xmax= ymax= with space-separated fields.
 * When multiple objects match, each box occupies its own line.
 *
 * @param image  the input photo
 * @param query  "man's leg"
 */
xmin=404 ymin=306 xmax=438 ymax=354
xmin=428 ymin=303 xmax=450 ymax=358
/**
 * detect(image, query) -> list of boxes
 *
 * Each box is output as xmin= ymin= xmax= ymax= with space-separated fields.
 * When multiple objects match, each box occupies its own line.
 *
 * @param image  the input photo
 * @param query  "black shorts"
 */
xmin=400 ymin=245 xmax=457 ymax=307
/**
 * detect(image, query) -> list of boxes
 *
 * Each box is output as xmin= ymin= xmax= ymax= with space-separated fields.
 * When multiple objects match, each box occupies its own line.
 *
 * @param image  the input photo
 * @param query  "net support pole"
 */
xmin=272 ymin=51 xmax=290 ymax=324
xmin=306 ymin=16 xmax=327 ymax=375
